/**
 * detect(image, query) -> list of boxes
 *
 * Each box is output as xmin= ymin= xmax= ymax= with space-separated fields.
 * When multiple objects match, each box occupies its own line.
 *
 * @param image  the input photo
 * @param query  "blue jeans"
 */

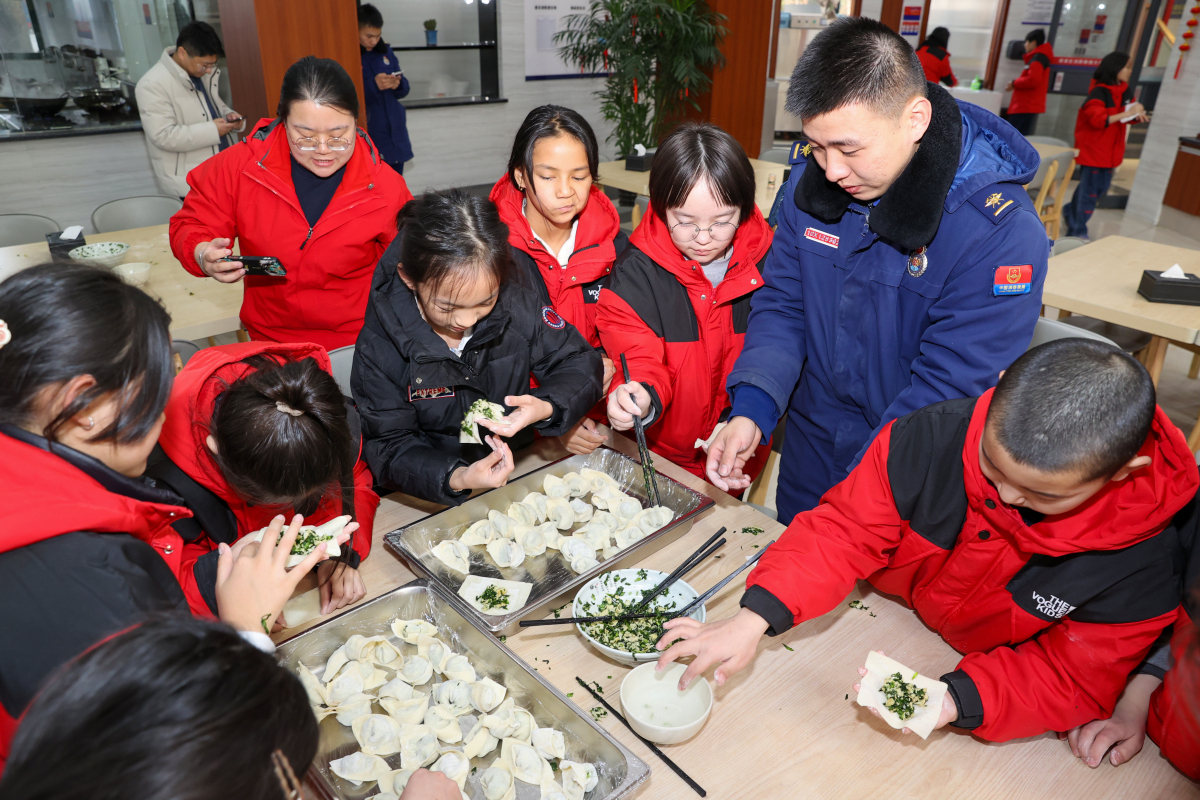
xmin=1062 ymin=166 xmax=1114 ymax=238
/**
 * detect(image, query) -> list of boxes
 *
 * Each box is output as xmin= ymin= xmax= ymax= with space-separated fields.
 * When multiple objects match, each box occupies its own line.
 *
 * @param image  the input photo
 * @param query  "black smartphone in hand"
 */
xmin=221 ymin=255 xmax=286 ymax=277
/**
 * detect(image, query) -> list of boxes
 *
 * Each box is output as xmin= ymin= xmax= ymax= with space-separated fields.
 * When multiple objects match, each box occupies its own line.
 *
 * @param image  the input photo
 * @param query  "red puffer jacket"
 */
xmin=742 ymin=390 xmax=1198 ymax=742
xmin=596 ymin=206 xmax=773 ymax=480
xmin=1009 ymin=42 xmax=1055 ymax=115
xmin=157 ymin=342 xmax=378 ymax=582
xmin=0 ymin=427 xmax=193 ymax=770
xmin=170 ymin=118 xmax=412 ymax=350
xmin=489 ymin=175 xmax=628 ymax=349
xmin=1147 ymin=612 xmax=1200 ymax=780
xmin=1074 ymin=80 xmax=1134 ymax=169
xmin=917 ymin=44 xmax=957 ymax=87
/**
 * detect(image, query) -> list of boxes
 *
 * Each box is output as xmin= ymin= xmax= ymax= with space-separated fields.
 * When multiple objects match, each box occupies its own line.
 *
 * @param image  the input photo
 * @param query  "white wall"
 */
xmin=397 ymin=0 xmax=615 ymax=192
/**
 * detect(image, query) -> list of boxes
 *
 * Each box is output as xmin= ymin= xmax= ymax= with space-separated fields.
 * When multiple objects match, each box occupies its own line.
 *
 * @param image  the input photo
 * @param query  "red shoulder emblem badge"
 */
xmin=541 ymin=306 xmax=566 ymax=329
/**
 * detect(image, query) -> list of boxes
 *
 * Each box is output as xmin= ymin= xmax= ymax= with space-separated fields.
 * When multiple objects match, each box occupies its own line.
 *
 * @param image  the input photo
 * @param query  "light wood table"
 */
xmin=598 ymin=158 xmax=786 ymax=226
xmin=277 ymin=430 xmax=1195 ymax=799
xmin=0 ymin=224 xmax=244 ymax=341
xmin=1031 ymin=142 xmax=1076 ymax=163
xmin=1045 ymin=235 xmax=1200 ymax=387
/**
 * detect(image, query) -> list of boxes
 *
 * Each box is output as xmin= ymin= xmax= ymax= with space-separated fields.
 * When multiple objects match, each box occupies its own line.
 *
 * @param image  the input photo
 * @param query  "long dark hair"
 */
xmin=0 ymin=262 xmax=173 ymax=444
xmin=1094 ymin=51 xmax=1131 ymax=86
xmin=277 ymin=55 xmax=359 ymax=120
xmin=396 ymin=189 xmax=512 ymax=298
xmin=209 ymin=355 xmax=357 ymax=526
xmin=649 ymin=121 xmax=756 ymax=222
xmin=0 ymin=617 xmax=318 ymax=800
xmin=506 ymin=104 xmax=600 ymax=188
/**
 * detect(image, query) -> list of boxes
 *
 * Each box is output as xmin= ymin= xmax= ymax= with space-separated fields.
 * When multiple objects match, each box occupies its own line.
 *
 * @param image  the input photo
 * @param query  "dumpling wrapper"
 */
xmin=296 ymin=664 xmax=326 ymax=706
xmin=329 ymin=751 xmax=392 ymax=786
xmin=559 ymin=761 xmax=599 ymax=800
xmin=282 ymin=588 xmax=321 ymax=629
xmin=249 ymin=514 xmax=349 ymax=568
xmin=480 ymin=759 xmax=517 ymax=800
xmin=562 ymin=472 xmax=588 ymax=497
xmin=458 ymin=575 xmax=533 ymax=616
xmin=311 ymin=704 xmax=336 ymax=722
xmin=855 ymin=650 xmax=948 ymax=740
xmin=461 ymin=400 xmax=506 ymax=444
xmin=352 ymin=713 xmax=404 ymax=756
xmin=334 ymin=692 xmax=376 ymax=726
xmin=531 ymin=726 xmax=566 ymax=761
xmin=425 ymin=704 xmax=464 ymax=743
xmin=323 ymin=646 xmax=350 ymax=682
xmin=633 ymin=506 xmax=674 ymax=535
xmin=391 ymin=618 xmax=437 ymax=644
xmin=416 ymin=635 xmax=453 ymax=674
xmin=432 ymin=539 xmax=472 ymax=575
xmin=380 ymin=692 xmax=429 ymax=724
xmin=488 ymin=510 xmax=518 ymax=538
xmin=543 ymin=473 xmax=571 ymax=498
xmin=461 ymin=519 xmax=497 ymax=546
xmin=463 ymin=718 xmax=500 ymax=758
xmin=443 ymin=654 xmax=477 ymax=683
xmin=399 ymin=654 xmax=434 ymax=686
xmin=470 ymin=676 xmax=507 ymax=713
xmin=501 ymin=737 xmax=547 ymax=785
xmin=486 ymin=538 xmax=526 ymax=569
xmin=399 ymin=723 xmax=440 ymax=769
xmin=569 ymin=497 xmax=593 ymax=523
xmin=522 ymin=492 xmax=549 ymax=522
xmin=432 ymin=750 xmax=471 ymax=789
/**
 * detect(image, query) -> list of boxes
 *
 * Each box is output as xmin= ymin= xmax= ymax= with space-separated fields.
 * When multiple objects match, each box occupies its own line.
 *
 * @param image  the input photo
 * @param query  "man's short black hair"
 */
xmin=1026 ymin=29 xmax=1046 ymax=46
xmin=358 ymin=3 xmax=383 ymax=29
xmin=785 ymin=16 xmax=926 ymax=121
xmin=987 ymin=339 xmax=1156 ymax=482
xmin=176 ymin=21 xmax=224 ymax=58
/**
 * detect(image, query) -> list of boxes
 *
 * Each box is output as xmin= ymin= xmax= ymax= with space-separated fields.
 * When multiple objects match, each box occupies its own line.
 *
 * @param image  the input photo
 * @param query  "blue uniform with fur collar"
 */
xmin=360 ymin=42 xmax=413 ymax=168
xmin=729 ymin=84 xmax=1048 ymax=522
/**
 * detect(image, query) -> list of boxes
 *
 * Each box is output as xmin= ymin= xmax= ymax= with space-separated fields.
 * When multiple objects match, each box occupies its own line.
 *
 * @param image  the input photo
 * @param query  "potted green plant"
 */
xmin=424 ymin=19 xmax=437 ymax=48
xmin=556 ymin=0 xmax=726 ymax=159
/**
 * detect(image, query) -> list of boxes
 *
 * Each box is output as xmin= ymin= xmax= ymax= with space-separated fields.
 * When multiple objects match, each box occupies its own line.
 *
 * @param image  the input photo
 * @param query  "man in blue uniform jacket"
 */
xmin=359 ymin=3 xmax=413 ymax=175
xmin=707 ymin=17 xmax=1048 ymax=522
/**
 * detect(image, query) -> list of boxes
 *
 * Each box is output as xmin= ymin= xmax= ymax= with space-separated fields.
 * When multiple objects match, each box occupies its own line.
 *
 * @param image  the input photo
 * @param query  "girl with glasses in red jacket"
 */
xmin=597 ymin=122 xmax=774 ymax=483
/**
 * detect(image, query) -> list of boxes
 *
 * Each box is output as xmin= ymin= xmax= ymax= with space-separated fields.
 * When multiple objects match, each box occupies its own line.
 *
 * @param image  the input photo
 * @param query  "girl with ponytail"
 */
xmin=153 ymin=342 xmax=378 ymax=620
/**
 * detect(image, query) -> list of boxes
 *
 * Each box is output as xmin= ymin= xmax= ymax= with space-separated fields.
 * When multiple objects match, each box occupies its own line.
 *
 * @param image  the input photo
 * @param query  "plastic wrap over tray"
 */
xmin=275 ymin=580 xmax=650 ymax=800
xmin=384 ymin=446 xmax=714 ymax=635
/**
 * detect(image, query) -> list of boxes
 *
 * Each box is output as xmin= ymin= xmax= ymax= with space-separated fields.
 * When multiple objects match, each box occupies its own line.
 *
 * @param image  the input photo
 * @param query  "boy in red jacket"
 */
xmin=657 ymin=338 xmax=1198 ymax=743
xmin=1062 ymin=51 xmax=1149 ymax=239
xmin=1005 ymin=29 xmax=1054 ymax=136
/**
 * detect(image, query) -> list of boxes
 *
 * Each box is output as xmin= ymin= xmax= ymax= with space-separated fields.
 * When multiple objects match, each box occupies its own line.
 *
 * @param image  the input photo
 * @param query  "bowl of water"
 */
xmin=619 ymin=661 xmax=713 ymax=745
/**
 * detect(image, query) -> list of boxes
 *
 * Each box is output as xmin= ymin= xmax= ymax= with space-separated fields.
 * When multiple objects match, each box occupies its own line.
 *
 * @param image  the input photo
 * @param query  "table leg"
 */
xmin=1143 ymin=336 xmax=1168 ymax=387
xmin=631 ymin=202 xmax=642 ymax=227
xmin=237 ymin=329 xmax=250 ymax=343
xmin=1188 ymin=416 xmax=1200 ymax=453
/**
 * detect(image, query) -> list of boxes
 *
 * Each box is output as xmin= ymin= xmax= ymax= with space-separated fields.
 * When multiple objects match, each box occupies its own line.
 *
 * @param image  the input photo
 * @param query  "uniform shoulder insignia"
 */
xmin=967 ymin=184 xmax=1025 ymax=225
xmin=789 ymin=141 xmax=812 ymax=165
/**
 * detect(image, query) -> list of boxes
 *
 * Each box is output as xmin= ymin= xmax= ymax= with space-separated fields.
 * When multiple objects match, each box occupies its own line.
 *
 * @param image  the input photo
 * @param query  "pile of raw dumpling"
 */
xmin=433 ymin=468 xmax=675 ymax=578
xmin=297 ymin=618 xmax=600 ymax=800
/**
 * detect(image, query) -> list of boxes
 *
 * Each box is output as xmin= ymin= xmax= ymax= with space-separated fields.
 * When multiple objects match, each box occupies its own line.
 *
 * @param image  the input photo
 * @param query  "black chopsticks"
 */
xmin=672 ymin=541 xmax=774 ymax=620
xmin=620 ymin=353 xmax=662 ymax=507
xmin=575 ymin=677 xmax=706 ymax=797
xmin=520 ymin=610 xmax=673 ymax=627
xmin=631 ymin=527 xmax=727 ymax=612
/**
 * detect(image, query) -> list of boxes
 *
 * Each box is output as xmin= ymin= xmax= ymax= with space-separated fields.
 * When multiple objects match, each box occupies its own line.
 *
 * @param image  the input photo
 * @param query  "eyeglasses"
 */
xmin=668 ymin=221 xmax=738 ymax=243
xmin=288 ymin=132 xmax=353 ymax=152
xmin=197 ymin=61 xmax=218 ymax=73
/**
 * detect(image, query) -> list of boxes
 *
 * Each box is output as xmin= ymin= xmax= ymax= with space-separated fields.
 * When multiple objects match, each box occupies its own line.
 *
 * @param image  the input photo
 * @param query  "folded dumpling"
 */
xmin=604 ymin=490 xmax=642 ymax=523
xmin=322 ymin=645 xmax=350 ymax=682
xmin=511 ymin=706 xmax=535 ymax=743
xmin=384 ymin=769 xmax=415 ymax=796
xmin=432 ymin=539 xmax=472 ymax=575
xmin=466 ymin=676 xmax=507 ymax=714
xmin=517 ymin=524 xmax=548 ymax=557
xmin=463 ymin=718 xmax=500 ymax=759
xmin=481 ymin=697 xmax=521 ymax=739
xmin=576 ymin=522 xmax=611 ymax=551
xmin=501 ymin=737 xmax=547 ymax=785
xmin=634 ymin=505 xmax=674 ymax=534
xmin=531 ymin=726 xmax=567 ymax=761
xmin=569 ymin=497 xmax=594 ymax=523
xmin=588 ymin=510 xmax=620 ymax=533
xmin=460 ymin=518 xmax=497 ymax=546
xmin=543 ymin=473 xmax=571 ymax=498
xmin=487 ymin=537 xmax=526 ymax=569
xmin=432 ymin=679 xmax=473 ymax=715
xmin=562 ymin=472 xmax=589 ymax=497
xmin=559 ymin=761 xmax=599 ymax=800
xmin=432 ymin=750 xmax=471 ymax=789
xmin=425 ymin=704 xmax=463 ymax=743
xmin=379 ymin=675 xmax=415 ymax=701
xmin=334 ymin=692 xmax=375 ymax=726
xmin=324 ymin=661 xmax=365 ymax=706
xmin=352 ymin=713 xmax=404 ymax=756
xmin=506 ymin=501 xmax=540 ymax=526
xmin=329 ymin=751 xmax=392 ymax=786
xmin=569 ymin=553 xmax=599 ymax=574
xmin=398 ymin=723 xmax=440 ymax=770
xmin=416 ymin=635 xmax=453 ymax=674
xmin=296 ymin=664 xmax=326 ymax=706
xmin=344 ymin=634 xmax=403 ymax=667
xmin=442 ymin=654 xmax=477 ymax=683
xmin=337 ymin=659 xmax=387 ymax=691
xmin=558 ymin=537 xmax=594 ymax=562
xmin=521 ymin=492 xmax=549 ymax=522
xmin=399 ymin=654 xmax=433 ymax=686
xmin=488 ymin=510 xmax=518 ymax=538
xmin=390 ymin=618 xmax=437 ymax=644
xmin=546 ymin=496 xmax=576 ymax=530
xmin=380 ymin=692 xmax=429 ymax=725
xmin=580 ymin=467 xmax=620 ymax=495
xmin=480 ymin=759 xmax=517 ymax=800
xmin=613 ymin=524 xmax=646 ymax=550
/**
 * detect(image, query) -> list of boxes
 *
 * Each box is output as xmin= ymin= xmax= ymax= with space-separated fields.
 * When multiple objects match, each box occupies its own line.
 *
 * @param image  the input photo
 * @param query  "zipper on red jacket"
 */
xmin=300 ymin=226 xmax=313 ymax=250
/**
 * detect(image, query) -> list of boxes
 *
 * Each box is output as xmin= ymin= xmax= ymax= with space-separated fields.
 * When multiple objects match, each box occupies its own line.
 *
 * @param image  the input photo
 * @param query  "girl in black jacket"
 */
xmin=352 ymin=189 xmax=603 ymax=505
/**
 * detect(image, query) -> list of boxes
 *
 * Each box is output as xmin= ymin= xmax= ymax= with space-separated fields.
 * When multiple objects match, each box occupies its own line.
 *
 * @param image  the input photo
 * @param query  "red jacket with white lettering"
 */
xmin=595 ymin=206 xmax=773 ymax=480
xmin=1009 ymin=43 xmax=1055 ymax=115
xmin=741 ymin=390 xmax=1198 ymax=742
xmin=157 ymin=342 xmax=377 ymax=595
xmin=170 ymin=118 xmax=412 ymax=350
xmin=1074 ymin=80 xmax=1135 ymax=169
xmin=1147 ymin=612 xmax=1200 ymax=780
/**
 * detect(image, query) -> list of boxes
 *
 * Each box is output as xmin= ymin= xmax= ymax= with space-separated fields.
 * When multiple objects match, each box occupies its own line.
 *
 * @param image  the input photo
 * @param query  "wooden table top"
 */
xmin=278 ymin=429 xmax=1196 ymax=799
xmin=1031 ymin=142 xmax=1077 ymax=162
xmin=598 ymin=158 xmax=785 ymax=216
xmin=1045 ymin=235 xmax=1200 ymax=343
xmin=0 ymin=224 xmax=244 ymax=341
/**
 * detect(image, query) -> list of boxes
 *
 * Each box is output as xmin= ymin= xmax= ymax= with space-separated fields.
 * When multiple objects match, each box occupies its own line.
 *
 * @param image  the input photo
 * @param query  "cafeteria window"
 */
xmin=0 ymin=0 xmax=226 ymax=139
xmin=368 ymin=0 xmax=502 ymax=109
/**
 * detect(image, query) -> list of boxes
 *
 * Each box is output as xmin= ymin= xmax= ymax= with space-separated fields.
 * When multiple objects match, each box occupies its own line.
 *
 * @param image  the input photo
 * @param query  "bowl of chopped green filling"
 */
xmin=573 ymin=568 xmax=705 ymax=666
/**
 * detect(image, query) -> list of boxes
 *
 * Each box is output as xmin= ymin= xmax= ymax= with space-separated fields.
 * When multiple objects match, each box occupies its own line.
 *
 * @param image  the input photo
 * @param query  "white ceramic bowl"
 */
xmin=620 ymin=661 xmax=713 ymax=744
xmin=113 ymin=261 xmax=151 ymax=287
xmin=573 ymin=568 xmax=705 ymax=666
xmin=69 ymin=241 xmax=130 ymax=268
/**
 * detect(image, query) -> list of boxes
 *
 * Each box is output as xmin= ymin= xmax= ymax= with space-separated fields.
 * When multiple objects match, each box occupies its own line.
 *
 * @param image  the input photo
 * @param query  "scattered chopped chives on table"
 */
xmin=742 ymin=526 xmax=764 ymax=535
xmin=783 ymin=644 xmax=794 ymax=651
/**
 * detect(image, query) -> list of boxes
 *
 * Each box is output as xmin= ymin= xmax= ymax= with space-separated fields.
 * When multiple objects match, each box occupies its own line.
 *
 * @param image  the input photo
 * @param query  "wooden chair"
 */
xmin=1039 ymin=156 xmax=1075 ymax=239
xmin=1030 ymin=159 xmax=1058 ymax=223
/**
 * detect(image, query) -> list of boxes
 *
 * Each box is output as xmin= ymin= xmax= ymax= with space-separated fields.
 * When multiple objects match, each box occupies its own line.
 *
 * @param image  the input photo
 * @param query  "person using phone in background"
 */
xmin=171 ymin=56 xmax=413 ymax=351
xmin=135 ymin=21 xmax=245 ymax=199
xmin=359 ymin=3 xmax=413 ymax=176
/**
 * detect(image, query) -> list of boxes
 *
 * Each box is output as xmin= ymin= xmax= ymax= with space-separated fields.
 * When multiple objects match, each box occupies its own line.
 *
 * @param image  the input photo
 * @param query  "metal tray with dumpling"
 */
xmin=383 ymin=445 xmax=715 ymax=637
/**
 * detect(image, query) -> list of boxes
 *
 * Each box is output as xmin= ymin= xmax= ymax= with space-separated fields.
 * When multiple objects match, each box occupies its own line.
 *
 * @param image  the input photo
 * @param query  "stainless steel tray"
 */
xmin=276 ymin=580 xmax=650 ymax=800
xmin=383 ymin=446 xmax=714 ymax=636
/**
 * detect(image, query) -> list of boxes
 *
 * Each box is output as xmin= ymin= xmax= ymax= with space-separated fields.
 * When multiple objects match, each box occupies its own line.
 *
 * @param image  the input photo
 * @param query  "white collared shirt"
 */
xmin=523 ymin=199 xmax=579 ymax=266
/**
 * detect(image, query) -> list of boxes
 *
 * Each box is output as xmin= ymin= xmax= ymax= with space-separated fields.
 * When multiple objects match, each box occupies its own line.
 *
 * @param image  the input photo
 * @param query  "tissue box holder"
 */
xmin=625 ymin=152 xmax=655 ymax=172
xmin=47 ymin=231 xmax=86 ymax=263
xmin=1138 ymin=269 xmax=1200 ymax=306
